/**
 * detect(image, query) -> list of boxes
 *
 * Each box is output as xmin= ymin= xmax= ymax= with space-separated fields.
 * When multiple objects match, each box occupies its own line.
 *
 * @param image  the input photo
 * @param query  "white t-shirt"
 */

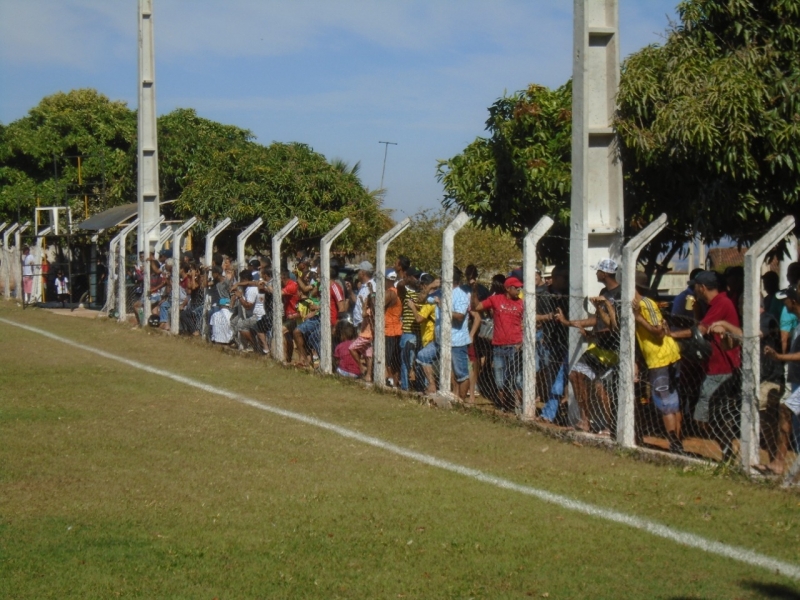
xmin=22 ymin=254 xmax=34 ymax=277
xmin=245 ymin=286 xmax=266 ymax=318
xmin=55 ymin=276 xmax=69 ymax=295
xmin=211 ymin=308 xmax=233 ymax=343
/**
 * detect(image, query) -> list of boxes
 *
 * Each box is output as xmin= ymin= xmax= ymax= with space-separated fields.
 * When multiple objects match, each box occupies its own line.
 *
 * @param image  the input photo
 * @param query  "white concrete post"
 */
xmin=439 ymin=212 xmax=470 ymax=400
xmin=618 ymin=213 xmax=668 ymax=447
xmin=141 ymin=216 xmax=165 ymax=326
xmin=522 ymin=216 xmax=555 ymax=420
xmin=0 ymin=223 xmax=7 ymax=235
xmin=569 ymin=0 xmax=625 ymax=420
xmin=204 ymin=218 xmax=232 ymax=267
xmin=170 ymin=217 xmax=197 ymax=335
xmin=374 ymin=218 xmax=412 ymax=388
xmin=14 ymin=222 xmax=31 ymax=302
xmin=3 ymin=224 xmax=19 ymax=301
xmin=137 ymin=0 xmax=161 ymax=255
xmin=117 ymin=218 xmax=140 ymax=323
xmin=106 ymin=238 xmax=117 ymax=314
xmin=155 ymin=226 xmax=172 ymax=255
xmin=271 ymin=217 xmax=299 ymax=361
xmin=237 ymin=217 xmax=264 ymax=271
xmin=742 ymin=216 xmax=795 ymax=472
xmin=319 ymin=218 xmax=351 ymax=373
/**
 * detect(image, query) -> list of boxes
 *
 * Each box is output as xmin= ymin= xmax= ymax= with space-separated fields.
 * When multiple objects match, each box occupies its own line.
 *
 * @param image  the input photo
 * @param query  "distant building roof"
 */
xmin=707 ymin=247 xmax=746 ymax=270
xmin=77 ymin=203 xmax=137 ymax=231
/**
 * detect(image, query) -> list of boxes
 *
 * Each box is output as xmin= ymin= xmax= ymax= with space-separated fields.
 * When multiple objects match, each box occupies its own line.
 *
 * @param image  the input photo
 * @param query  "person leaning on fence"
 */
xmin=280 ymin=270 xmax=301 ymax=362
xmin=350 ymin=261 xmax=376 ymax=382
xmin=384 ymin=269 xmax=403 ymax=387
xmin=415 ymin=267 xmax=472 ymax=399
xmin=536 ymin=265 xmax=571 ymax=423
xmin=397 ymin=265 xmax=422 ymax=391
xmin=556 ymin=258 xmax=620 ymax=434
xmin=463 ymin=264 xmax=490 ymax=403
xmin=761 ymin=285 xmax=800 ymax=476
xmin=210 ymin=297 xmax=234 ymax=345
xmin=471 ymin=275 xmax=524 ymax=413
xmin=294 ymin=266 xmax=347 ymax=368
xmin=632 ymin=271 xmax=684 ymax=454
xmin=668 ymin=270 xmax=741 ymax=461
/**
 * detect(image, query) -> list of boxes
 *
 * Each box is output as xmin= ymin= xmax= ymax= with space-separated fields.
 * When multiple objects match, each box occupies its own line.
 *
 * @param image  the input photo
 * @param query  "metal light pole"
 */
xmin=378 ymin=141 xmax=397 ymax=190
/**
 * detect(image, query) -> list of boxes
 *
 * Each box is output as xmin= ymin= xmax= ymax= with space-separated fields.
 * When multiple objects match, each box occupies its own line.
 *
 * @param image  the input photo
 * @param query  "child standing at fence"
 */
xmin=54 ymin=269 xmax=69 ymax=307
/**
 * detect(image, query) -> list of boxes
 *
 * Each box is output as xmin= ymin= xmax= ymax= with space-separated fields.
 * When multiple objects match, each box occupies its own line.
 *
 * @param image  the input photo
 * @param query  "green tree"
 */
xmin=0 ymin=89 xmax=137 ymax=222
xmin=0 ymin=93 xmax=391 ymax=253
xmin=616 ymin=0 xmax=800 ymax=248
xmin=391 ymin=208 xmax=522 ymax=278
xmin=436 ymin=82 xmax=572 ymax=261
xmin=438 ymin=0 xmax=800 ymax=270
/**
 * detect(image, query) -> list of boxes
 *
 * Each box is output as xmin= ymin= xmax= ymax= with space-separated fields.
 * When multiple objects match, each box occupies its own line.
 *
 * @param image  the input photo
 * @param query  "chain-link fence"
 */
xmin=4 ymin=213 xmax=798 ymax=482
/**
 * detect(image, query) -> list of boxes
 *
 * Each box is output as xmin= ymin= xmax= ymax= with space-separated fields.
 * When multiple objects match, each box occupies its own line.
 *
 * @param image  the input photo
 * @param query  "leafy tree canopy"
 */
xmin=438 ymin=0 xmax=800 ymax=264
xmin=391 ymin=208 xmax=522 ymax=278
xmin=0 ymin=91 xmax=390 ymax=253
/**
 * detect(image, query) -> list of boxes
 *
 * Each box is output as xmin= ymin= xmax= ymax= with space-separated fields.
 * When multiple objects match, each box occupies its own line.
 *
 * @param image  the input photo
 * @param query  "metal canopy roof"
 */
xmin=77 ymin=203 xmax=137 ymax=231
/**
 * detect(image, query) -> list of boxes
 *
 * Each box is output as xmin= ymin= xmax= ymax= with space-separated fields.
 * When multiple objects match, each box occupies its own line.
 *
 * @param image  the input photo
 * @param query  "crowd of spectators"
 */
xmin=122 ymin=247 xmax=798 ymax=476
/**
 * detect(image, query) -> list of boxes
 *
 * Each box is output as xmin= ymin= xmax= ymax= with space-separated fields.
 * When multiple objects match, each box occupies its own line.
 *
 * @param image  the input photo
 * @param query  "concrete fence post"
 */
xmin=374 ymin=218 xmax=411 ymax=388
xmin=155 ymin=226 xmax=172 ymax=255
xmin=742 ymin=216 xmax=795 ymax=472
xmin=117 ymin=218 xmax=140 ymax=323
xmin=170 ymin=217 xmax=198 ymax=335
xmin=439 ymin=212 xmax=470 ymax=400
xmin=3 ymin=224 xmax=19 ymax=301
xmin=319 ymin=218 xmax=351 ymax=373
xmin=522 ymin=216 xmax=555 ymax=420
xmin=141 ymin=216 xmax=165 ymax=326
xmin=618 ymin=213 xmax=668 ymax=448
xmin=237 ymin=217 xmax=264 ymax=271
xmin=271 ymin=217 xmax=299 ymax=361
xmin=13 ymin=222 xmax=31 ymax=304
xmin=204 ymin=218 xmax=232 ymax=267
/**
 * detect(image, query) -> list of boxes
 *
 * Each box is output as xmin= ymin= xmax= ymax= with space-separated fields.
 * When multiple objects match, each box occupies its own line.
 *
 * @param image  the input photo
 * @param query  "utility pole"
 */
xmin=378 ymin=141 xmax=397 ymax=190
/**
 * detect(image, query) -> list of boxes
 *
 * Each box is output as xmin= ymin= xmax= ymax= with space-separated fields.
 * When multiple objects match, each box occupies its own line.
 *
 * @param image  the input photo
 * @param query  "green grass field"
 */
xmin=1 ymin=304 xmax=799 ymax=599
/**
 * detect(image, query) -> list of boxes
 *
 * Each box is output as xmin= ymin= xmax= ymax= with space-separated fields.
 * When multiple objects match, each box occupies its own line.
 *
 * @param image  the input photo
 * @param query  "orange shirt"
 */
xmin=385 ymin=288 xmax=403 ymax=336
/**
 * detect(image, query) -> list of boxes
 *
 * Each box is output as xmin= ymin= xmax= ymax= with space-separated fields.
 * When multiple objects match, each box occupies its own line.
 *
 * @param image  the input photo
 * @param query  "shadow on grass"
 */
xmin=668 ymin=581 xmax=800 ymax=600
xmin=738 ymin=581 xmax=800 ymax=599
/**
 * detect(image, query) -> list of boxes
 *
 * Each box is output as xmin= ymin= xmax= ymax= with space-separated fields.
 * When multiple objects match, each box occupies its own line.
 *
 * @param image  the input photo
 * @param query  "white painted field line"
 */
xmin=3 ymin=316 xmax=799 ymax=580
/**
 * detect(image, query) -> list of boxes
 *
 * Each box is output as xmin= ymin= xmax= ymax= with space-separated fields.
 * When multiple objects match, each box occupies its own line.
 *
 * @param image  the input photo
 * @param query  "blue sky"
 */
xmin=0 ymin=0 xmax=679 ymax=218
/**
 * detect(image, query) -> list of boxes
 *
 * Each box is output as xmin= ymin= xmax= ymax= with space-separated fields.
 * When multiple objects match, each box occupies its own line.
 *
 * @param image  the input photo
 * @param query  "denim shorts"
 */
xmin=492 ymin=344 xmax=522 ymax=390
xmin=649 ymin=364 xmax=680 ymax=415
xmin=416 ymin=341 xmax=439 ymax=366
xmin=451 ymin=345 xmax=469 ymax=383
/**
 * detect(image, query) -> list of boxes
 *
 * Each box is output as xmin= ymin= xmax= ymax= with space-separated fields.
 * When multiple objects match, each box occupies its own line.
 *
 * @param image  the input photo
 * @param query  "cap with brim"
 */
xmin=358 ymin=260 xmax=374 ymax=272
xmin=775 ymin=286 xmax=800 ymax=302
xmin=634 ymin=271 xmax=649 ymax=289
xmin=248 ymin=259 xmax=260 ymax=267
xmin=543 ymin=265 xmax=555 ymax=277
xmin=386 ymin=269 xmax=397 ymax=280
xmin=161 ymin=249 xmax=173 ymax=259
xmin=688 ymin=270 xmax=717 ymax=287
xmin=219 ymin=298 xmax=230 ymax=306
xmin=591 ymin=258 xmax=618 ymax=274
xmin=505 ymin=276 xmax=523 ymax=288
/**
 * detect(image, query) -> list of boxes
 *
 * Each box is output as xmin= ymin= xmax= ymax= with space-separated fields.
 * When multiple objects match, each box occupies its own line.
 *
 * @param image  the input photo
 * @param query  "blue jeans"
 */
xmin=492 ymin=345 xmax=522 ymax=391
xmin=400 ymin=333 xmax=418 ymax=391
xmin=540 ymin=359 xmax=568 ymax=422
xmin=297 ymin=316 xmax=321 ymax=354
xmin=159 ymin=299 xmax=171 ymax=323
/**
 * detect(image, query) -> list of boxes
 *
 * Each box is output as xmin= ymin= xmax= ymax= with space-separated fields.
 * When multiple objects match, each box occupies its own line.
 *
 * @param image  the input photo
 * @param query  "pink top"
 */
xmin=334 ymin=340 xmax=361 ymax=375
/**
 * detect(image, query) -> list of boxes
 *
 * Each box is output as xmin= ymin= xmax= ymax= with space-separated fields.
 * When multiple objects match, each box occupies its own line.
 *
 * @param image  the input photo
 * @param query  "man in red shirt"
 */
xmin=472 ymin=276 xmax=524 ymax=412
xmin=281 ymin=270 xmax=301 ymax=362
xmin=670 ymin=270 xmax=741 ymax=459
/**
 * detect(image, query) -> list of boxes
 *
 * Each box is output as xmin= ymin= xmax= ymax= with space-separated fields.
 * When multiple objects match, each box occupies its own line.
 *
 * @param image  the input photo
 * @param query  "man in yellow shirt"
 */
xmin=633 ymin=271 xmax=683 ymax=453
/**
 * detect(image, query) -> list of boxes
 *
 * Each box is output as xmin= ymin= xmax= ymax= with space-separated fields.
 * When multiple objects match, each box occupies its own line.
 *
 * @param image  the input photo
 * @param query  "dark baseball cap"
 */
xmin=688 ymin=270 xmax=718 ymax=288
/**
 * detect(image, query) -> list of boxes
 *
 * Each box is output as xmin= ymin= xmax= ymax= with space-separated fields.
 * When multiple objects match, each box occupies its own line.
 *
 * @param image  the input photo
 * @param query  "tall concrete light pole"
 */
xmin=137 ymin=0 xmax=161 ymax=255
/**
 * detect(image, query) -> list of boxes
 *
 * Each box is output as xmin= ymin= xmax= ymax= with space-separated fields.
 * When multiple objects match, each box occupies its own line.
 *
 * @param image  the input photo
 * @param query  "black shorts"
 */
xmin=385 ymin=335 xmax=401 ymax=370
